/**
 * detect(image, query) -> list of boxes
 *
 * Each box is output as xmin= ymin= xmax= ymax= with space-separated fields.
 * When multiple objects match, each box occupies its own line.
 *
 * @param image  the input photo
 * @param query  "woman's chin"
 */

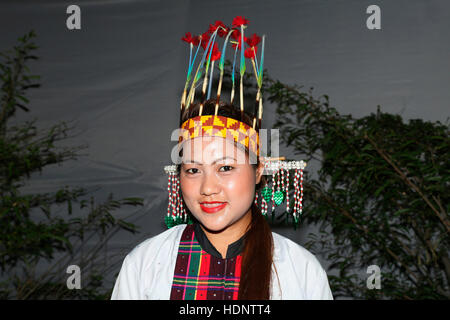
xmin=196 ymin=214 xmax=229 ymax=232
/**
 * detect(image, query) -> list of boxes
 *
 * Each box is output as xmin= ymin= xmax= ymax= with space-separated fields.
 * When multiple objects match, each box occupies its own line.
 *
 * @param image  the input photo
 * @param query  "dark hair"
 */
xmin=178 ymin=100 xmax=273 ymax=299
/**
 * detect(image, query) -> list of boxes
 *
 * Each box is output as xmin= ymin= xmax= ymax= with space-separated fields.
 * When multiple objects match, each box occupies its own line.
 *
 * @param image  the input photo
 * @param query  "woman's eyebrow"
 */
xmin=183 ymin=156 xmax=237 ymax=165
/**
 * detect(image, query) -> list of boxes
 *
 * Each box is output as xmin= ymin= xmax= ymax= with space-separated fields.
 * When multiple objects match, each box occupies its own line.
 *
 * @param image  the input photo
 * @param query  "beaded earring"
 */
xmin=254 ymin=158 xmax=306 ymax=227
xmin=164 ymin=165 xmax=190 ymax=228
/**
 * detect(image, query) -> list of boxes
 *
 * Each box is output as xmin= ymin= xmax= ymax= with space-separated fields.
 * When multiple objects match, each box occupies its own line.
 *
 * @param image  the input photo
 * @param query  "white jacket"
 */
xmin=111 ymin=224 xmax=333 ymax=300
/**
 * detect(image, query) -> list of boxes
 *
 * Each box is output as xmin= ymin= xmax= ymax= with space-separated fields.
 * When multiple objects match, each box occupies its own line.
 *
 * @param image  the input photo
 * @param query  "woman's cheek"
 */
xmin=221 ymin=177 xmax=236 ymax=192
xmin=223 ymin=172 xmax=254 ymax=202
xmin=180 ymin=178 xmax=197 ymax=203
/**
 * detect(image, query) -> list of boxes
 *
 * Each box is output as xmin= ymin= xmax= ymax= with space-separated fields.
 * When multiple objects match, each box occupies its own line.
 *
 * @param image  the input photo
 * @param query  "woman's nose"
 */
xmin=200 ymin=172 xmax=221 ymax=196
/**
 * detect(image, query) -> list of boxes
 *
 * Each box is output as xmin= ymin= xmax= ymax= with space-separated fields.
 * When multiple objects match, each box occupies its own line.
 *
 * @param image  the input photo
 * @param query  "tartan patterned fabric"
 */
xmin=178 ymin=115 xmax=260 ymax=156
xmin=170 ymin=224 xmax=243 ymax=300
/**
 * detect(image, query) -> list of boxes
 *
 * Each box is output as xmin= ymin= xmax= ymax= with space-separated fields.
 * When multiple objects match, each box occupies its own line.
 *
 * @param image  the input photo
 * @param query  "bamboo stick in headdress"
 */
xmin=257 ymin=35 xmax=265 ymax=129
xmin=190 ymin=82 xmax=196 ymax=104
xmin=198 ymin=32 xmax=218 ymax=116
xmin=180 ymin=37 xmax=202 ymax=124
xmin=185 ymin=30 xmax=218 ymax=112
xmin=206 ymin=28 xmax=228 ymax=103
xmin=251 ymin=56 xmax=259 ymax=129
xmin=247 ymin=34 xmax=264 ymax=130
xmin=207 ymin=60 xmax=215 ymax=101
xmin=239 ymin=25 xmax=246 ymax=121
xmin=257 ymin=94 xmax=263 ymax=129
xmin=199 ymin=70 xmax=208 ymax=116
xmin=215 ymin=29 xmax=235 ymax=116
xmin=184 ymin=41 xmax=202 ymax=111
xmin=230 ymin=46 xmax=238 ymax=105
xmin=186 ymin=68 xmax=201 ymax=110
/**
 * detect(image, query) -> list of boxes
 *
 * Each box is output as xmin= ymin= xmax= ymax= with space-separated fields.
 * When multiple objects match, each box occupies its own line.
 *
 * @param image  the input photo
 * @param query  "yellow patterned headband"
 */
xmin=178 ymin=115 xmax=259 ymax=156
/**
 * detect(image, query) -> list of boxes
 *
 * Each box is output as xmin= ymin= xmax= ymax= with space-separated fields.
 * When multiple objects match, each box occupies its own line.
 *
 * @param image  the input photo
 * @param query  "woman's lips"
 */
xmin=199 ymin=202 xmax=227 ymax=214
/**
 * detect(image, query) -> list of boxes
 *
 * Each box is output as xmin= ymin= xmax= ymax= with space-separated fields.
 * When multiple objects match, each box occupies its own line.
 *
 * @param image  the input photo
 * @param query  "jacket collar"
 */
xmin=193 ymin=222 xmax=246 ymax=259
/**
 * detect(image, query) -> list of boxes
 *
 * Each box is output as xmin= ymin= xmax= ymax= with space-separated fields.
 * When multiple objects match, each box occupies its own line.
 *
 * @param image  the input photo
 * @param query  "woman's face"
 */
xmin=180 ymin=136 xmax=264 ymax=232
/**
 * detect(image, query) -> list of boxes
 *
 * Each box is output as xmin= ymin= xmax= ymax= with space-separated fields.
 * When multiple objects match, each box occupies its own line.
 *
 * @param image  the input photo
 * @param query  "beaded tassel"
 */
xmin=285 ymin=169 xmax=290 ymax=213
xmin=261 ymin=196 xmax=267 ymax=216
xmin=292 ymin=168 xmax=304 ymax=223
xmin=298 ymin=168 xmax=304 ymax=216
xmin=165 ymin=172 xmax=179 ymax=228
xmin=276 ymin=166 xmax=281 ymax=193
xmin=180 ymin=186 xmax=186 ymax=223
xmin=293 ymin=169 xmax=299 ymax=222
xmin=167 ymin=172 xmax=173 ymax=218
xmin=175 ymin=175 xmax=181 ymax=221
xmin=270 ymin=170 xmax=276 ymax=213
xmin=172 ymin=174 xmax=178 ymax=219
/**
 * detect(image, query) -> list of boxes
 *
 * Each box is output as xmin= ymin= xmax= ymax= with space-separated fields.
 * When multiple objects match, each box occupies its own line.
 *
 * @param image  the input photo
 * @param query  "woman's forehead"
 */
xmin=181 ymin=136 xmax=247 ymax=164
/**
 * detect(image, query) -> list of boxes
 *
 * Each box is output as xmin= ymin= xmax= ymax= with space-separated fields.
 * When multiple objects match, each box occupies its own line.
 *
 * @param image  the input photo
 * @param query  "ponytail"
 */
xmin=238 ymin=202 xmax=273 ymax=299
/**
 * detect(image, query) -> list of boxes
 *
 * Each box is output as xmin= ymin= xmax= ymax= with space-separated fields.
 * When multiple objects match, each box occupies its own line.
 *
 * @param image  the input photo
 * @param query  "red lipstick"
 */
xmin=199 ymin=201 xmax=227 ymax=214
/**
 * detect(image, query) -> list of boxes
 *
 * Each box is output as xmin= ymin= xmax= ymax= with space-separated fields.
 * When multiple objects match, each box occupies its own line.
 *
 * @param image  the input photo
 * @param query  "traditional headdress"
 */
xmin=164 ymin=16 xmax=306 ymax=228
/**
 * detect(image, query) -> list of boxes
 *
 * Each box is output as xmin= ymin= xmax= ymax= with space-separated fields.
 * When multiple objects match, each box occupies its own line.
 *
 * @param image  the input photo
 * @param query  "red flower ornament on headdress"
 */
xmin=231 ymin=29 xmax=240 ymax=41
xmin=182 ymin=32 xmax=201 ymax=46
xmin=205 ymin=43 xmax=221 ymax=61
xmin=244 ymin=46 xmax=257 ymax=59
xmin=200 ymin=32 xmax=211 ymax=50
xmin=231 ymin=30 xmax=248 ymax=50
xmin=181 ymin=32 xmax=194 ymax=44
xmin=246 ymin=33 xmax=261 ymax=47
xmin=210 ymin=43 xmax=221 ymax=61
xmin=193 ymin=35 xmax=201 ymax=46
xmin=232 ymin=16 xmax=249 ymax=28
xmin=208 ymin=20 xmax=228 ymax=37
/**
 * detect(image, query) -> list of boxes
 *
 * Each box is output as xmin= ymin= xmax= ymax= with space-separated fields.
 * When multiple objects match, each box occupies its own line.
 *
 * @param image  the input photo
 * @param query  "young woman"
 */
xmin=111 ymin=102 xmax=333 ymax=300
xmin=111 ymin=17 xmax=333 ymax=300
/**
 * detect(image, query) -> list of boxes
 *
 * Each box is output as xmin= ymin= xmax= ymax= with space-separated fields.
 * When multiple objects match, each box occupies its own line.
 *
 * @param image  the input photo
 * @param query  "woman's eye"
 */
xmin=186 ymin=168 xmax=199 ymax=174
xmin=219 ymin=165 xmax=234 ymax=172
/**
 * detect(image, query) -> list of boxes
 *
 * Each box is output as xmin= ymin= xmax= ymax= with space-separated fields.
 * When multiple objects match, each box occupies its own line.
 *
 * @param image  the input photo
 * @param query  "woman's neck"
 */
xmin=200 ymin=208 xmax=252 ymax=259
